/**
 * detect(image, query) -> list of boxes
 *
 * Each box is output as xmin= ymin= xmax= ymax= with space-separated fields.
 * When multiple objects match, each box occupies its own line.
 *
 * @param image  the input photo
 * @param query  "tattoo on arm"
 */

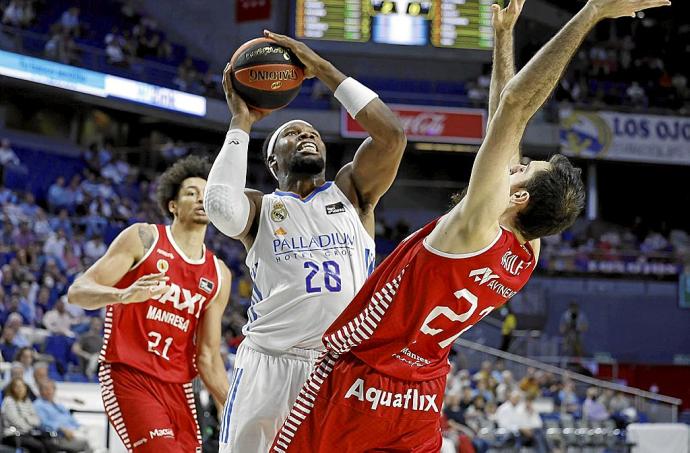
xmin=138 ymin=225 xmax=154 ymax=253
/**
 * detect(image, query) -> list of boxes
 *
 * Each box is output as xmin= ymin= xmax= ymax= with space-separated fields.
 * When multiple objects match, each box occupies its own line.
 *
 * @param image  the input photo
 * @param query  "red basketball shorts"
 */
xmin=270 ymin=352 xmax=443 ymax=453
xmin=99 ymin=363 xmax=201 ymax=452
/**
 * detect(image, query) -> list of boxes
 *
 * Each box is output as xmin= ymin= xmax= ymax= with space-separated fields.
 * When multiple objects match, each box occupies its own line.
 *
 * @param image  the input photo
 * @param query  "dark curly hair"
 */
xmin=156 ymin=155 xmax=211 ymax=220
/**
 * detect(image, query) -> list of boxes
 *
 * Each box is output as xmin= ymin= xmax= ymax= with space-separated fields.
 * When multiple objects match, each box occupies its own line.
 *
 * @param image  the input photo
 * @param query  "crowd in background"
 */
xmin=0 ymin=0 xmax=687 ymax=113
xmin=442 ymin=359 xmax=639 ymax=452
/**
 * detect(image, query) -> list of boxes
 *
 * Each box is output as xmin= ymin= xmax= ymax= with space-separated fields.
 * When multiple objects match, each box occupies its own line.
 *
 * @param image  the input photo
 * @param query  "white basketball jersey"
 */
xmin=244 ymin=182 xmax=375 ymax=352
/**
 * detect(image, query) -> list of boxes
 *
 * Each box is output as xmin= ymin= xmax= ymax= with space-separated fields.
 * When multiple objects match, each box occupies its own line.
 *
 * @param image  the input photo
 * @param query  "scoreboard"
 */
xmin=294 ymin=0 xmax=501 ymax=50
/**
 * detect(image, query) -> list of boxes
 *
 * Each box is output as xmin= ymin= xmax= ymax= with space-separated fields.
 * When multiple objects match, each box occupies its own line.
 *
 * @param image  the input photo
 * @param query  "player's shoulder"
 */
xmin=114 ymin=223 xmax=158 ymax=250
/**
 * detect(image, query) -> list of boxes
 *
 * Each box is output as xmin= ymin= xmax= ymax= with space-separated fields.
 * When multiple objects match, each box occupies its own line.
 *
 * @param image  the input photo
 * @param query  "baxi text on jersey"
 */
xmin=145 ymin=282 xmax=207 ymax=332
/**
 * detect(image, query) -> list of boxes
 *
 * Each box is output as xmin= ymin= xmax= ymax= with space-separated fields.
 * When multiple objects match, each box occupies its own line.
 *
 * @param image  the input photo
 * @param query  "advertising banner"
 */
xmin=560 ymin=109 xmax=690 ymax=165
xmin=342 ymin=104 xmax=485 ymax=144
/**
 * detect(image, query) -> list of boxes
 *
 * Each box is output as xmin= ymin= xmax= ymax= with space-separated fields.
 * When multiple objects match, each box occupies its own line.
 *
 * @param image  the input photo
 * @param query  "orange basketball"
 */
xmin=229 ymin=38 xmax=305 ymax=112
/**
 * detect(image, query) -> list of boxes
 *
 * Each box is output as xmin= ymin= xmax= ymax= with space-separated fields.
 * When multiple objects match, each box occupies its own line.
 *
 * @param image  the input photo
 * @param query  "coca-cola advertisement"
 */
xmin=341 ymin=104 xmax=486 ymax=144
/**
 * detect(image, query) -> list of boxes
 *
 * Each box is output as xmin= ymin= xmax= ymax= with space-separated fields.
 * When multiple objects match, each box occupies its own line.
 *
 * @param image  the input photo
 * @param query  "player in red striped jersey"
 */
xmin=68 ymin=156 xmax=232 ymax=452
xmin=271 ymin=0 xmax=670 ymax=451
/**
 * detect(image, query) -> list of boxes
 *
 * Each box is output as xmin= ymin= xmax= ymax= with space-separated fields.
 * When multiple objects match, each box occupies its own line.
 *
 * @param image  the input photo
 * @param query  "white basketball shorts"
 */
xmin=218 ymin=338 xmax=321 ymax=453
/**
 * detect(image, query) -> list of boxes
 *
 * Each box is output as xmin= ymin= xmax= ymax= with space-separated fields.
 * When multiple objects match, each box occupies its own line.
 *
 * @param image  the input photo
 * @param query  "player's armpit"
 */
xmin=427 ymin=102 xmax=524 ymax=255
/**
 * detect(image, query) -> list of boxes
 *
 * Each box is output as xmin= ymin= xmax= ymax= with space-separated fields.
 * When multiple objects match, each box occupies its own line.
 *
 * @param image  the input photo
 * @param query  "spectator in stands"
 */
xmin=495 ymin=391 xmax=549 ymax=453
xmin=5 ymin=313 xmax=30 ymax=347
xmin=29 ymin=362 xmax=48 ymax=397
xmin=583 ymin=387 xmax=609 ymax=422
xmin=173 ymin=57 xmax=198 ymax=92
xmin=47 ymin=177 xmax=67 ymax=213
xmin=0 ymin=138 xmax=20 ymax=185
xmin=0 ymin=326 xmax=18 ymax=363
xmin=443 ymin=391 xmax=466 ymax=428
xmin=558 ymin=379 xmax=581 ymax=415
xmin=83 ymin=235 xmax=106 ymax=262
xmin=42 ymin=299 xmax=75 ymax=338
xmin=472 ymin=360 xmax=493 ymax=384
xmin=608 ymin=390 xmax=632 ymax=414
xmin=0 ymin=377 xmax=56 ymax=452
xmin=496 ymin=370 xmax=517 ymax=404
xmin=71 ymin=317 xmax=102 ymax=380
xmin=34 ymin=380 xmax=92 ymax=453
xmin=33 ymin=210 xmax=51 ymax=241
xmin=105 ymin=28 xmax=127 ymax=67
xmin=560 ymin=302 xmax=588 ymax=357
xmin=1 ymin=0 xmax=32 ymax=28
xmin=519 ymin=367 xmax=540 ymax=398
xmin=44 ymin=26 xmax=77 ymax=65
xmin=43 ymin=229 xmax=67 ymax=262
xmin=59 ymin=7 xmax=80 ymax=37
xmin=5 ymin=347 xmax=37 ymax=391
xmin=500 ymin=305 xmax=517 ymax=351
xmin=49 ymin=209 xmax=73 ymax=237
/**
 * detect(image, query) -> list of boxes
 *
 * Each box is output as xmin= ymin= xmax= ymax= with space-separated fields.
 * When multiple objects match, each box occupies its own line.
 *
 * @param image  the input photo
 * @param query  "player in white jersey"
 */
xmin=204 ymin=31 xmax=407 ymax=452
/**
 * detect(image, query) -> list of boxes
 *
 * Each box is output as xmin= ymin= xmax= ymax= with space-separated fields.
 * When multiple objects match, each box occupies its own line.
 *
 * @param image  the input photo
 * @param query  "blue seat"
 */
xmin=43 ymin=335 xmax=77 ymax=376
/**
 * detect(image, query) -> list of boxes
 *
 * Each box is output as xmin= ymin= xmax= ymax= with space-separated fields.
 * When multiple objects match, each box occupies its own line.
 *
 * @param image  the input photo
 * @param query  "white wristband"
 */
xmin=334 ymin=77 xmax=379 ymax=118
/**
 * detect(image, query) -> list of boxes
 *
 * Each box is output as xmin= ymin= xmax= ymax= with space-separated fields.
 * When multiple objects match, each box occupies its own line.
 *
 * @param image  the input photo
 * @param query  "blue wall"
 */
xmin=531 ymin=277 xmax=690 ymax=363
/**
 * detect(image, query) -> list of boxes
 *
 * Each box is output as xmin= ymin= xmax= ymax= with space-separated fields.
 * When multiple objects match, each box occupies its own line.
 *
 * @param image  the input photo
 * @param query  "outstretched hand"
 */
xmin=588 ymin=0 xmax=671 ymax=19
xmin=263 ymin=30 xmax=325 ymax=79
xmin=492 ymin=0 xmax=526 ymax=33
xmin=222 ymin=63 xmax=270 ymax=126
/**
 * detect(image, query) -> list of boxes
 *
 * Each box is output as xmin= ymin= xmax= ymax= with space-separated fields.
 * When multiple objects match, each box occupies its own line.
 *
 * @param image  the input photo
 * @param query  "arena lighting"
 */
xmin=0 ymin=49 xmax=207 ymax=116
xmin=414 ymin=143 xmax=479 ymax=153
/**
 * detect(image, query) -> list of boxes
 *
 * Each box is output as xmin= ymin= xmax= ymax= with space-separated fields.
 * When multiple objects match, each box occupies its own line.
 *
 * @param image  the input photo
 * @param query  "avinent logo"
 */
xmin=469 ymin=267 xmax=499 ymax=286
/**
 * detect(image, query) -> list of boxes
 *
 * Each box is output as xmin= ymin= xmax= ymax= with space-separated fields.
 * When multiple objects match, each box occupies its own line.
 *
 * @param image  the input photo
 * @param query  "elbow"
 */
xmin=66 ymin=282 xmax=83 ymax=308
xmin=203 ymin=185 xmax=249 ymax=238
xmin=378 ymin=124 xmax=407 ymax=155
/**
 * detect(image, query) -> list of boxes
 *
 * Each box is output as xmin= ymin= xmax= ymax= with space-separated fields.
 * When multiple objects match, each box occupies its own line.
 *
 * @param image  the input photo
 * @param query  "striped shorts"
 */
xmin=99 ymin=362 xmax=201 ymax=452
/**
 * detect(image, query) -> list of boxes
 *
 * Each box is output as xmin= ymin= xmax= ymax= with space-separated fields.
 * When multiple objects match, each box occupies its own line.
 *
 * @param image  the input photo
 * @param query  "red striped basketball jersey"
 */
xmin=100 ymin=224 xmax=222 ymax=383
xmin=323 ymin=218 xmax=536 ymax=381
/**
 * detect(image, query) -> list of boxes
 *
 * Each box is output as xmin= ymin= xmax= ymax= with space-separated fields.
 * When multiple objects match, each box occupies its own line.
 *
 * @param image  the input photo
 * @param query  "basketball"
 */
xmin=230 ymin=38 xmax=305 ymax=112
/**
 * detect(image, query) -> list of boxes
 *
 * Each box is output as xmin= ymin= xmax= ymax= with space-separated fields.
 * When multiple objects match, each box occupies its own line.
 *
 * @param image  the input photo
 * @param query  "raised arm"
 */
xmin=489 ymin=0 xmax=524 ymax=166
xmin=488 ymin=0 xmax=523 ymax=124
xmin=266 ymin=31 xmax=407 ymax=208
xmin=204 ymin=65 xmax=269 ymax=243
xmin=67 ymin=224 xmax=168 ymax=309
xmin=196 ymin=261 xmax=232 ymax=410
xmin=430 ymin=0 xmax=670 ymax=253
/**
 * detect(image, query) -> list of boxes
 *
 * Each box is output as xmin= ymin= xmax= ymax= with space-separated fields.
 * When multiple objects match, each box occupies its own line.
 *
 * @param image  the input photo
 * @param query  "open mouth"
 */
xmin=296 ymin=141 xmax=318 ymax=155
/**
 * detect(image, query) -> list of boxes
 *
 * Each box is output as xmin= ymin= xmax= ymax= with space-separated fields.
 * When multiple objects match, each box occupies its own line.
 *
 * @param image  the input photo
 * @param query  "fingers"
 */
xmin=633 ymin=0 xmax=671 ymax=12
xmin=265 ymin=29 xmax=301 ymax=52
xmin=148 ymin=284 xmax=169 ymax=298
xmin=138 ymin=272 xmax=168 ymax=282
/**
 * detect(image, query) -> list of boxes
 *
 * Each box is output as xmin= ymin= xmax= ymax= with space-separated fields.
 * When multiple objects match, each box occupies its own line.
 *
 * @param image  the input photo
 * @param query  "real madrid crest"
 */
xmin=156 ymin=259 xmax=169 ymax=273
xmin=270 ymin=201 xmax=288 ymax=223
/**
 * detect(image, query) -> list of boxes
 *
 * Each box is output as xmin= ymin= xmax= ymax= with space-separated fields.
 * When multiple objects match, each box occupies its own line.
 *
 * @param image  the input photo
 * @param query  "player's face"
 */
xmin=508 ymin=160 xmax=551 ymax=193
xmin=273 ymin=123 xmax=326 ymax=177
xmin=173 ymin=177 xmax=209 ymax=225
